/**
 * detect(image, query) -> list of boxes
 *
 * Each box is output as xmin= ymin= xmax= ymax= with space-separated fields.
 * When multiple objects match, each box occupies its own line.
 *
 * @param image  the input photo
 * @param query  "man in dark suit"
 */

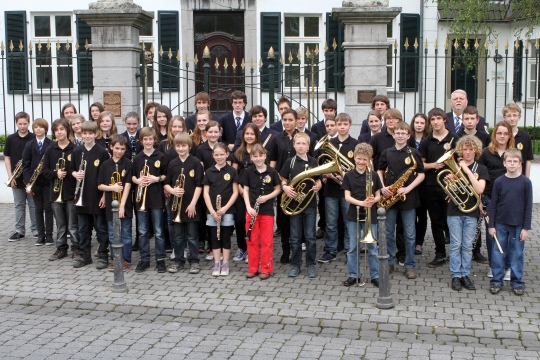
xmin=269 ymin=96 xmax=292 ymax=132
xmin=218 ymin=90 xmax=251 ymax=151
xmin=446 ymin=89 xmax=487 ymax=134
xmin=232 ymin=105 xmax=278 ymax=153
xmin=310 ymin=98 xmax=338 ymax=141
xmin=359 ymin=95 xmax=390 ymax=135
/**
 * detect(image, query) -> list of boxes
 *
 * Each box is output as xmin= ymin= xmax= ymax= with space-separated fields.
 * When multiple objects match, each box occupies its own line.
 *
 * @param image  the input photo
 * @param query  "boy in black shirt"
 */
xmin=5 ymin=112 xmax=37 ymax=240
xmin=132 ymin=127 xmax=167 ymax=273
xmin=97 ymin=135 xmax=134 ymax=271
xmin=70 ymin=121 xmax=110 ymax=268
xmin=502 ymin=103 xmax=533 ymax=177
xmin=164 ymin=133 xmax=204 ymax=274
xmin=23 ymin=118 xmax=53 ymax=246
xmin=280 ymin=132 xmax=321 ymax=279
xmin=42 ymin=118 xmax=78 ymax=260
xmin=457 ymin=106 xmax=491 ymax=148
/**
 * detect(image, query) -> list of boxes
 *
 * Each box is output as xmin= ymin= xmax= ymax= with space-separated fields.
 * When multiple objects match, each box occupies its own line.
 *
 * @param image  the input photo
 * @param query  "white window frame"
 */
xmin=527 ymin=42 xmax=538 ymax=100
xmin=387 ymin=21 xmax=394 ymax=90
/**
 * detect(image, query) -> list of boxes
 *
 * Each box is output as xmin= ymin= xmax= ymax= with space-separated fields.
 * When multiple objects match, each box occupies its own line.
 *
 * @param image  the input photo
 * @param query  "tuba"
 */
xmin=26 ymin=154 xmax=46 ymax=192
xmin=111 ymin=164 xmax=122 ymax=202
xmin=377 ymin=148 xmax=417 ymax=210
xmin=436 ymin=149 xmax=480 ymax=213
xmin=5 ymin=160 xmax=23 ymax=186
xmin=53 ymin=152 xmax=66 ymax=203
xmin=280 ymin=158 xmax=341 ymax=216
xmin=171 ymin=169 xmax=185 ymax=223
xmin=136 ymin=160 xmax=150 ymax=212
xmin=314 ymin=134 xmax=354 ymax=185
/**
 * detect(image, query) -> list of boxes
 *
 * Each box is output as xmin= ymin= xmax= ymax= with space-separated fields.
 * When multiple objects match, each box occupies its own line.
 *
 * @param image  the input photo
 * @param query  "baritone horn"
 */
xmin=136 ymin=160 xmax=149 ymax=212
xmin=53 ymin=152 xmax=66 ymax=203
xmin=5 ymin=160 xmax=23 ymax=186
xmin=171 ymin=168 xmax=186 ymax=223
xmin=111 ymin=164 xmax=122 ymax=202
xmin=315 ymin=134 xmax=354 ymax=185
xmin=436 ymin=149 xmax=480 ymax=213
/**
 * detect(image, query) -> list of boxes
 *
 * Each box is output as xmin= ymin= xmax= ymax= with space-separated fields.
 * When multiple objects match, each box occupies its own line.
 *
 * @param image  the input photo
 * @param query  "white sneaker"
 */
xmin=245 ymin=254 xmax=248 ymax=263
xmin=170 ymin=249 xmax=175 ymax=260
xmin=212 ymin=263 xmax=221 ymax=276
xmin=504 ymin=269 xmax=511 ymax=281
xmin=205 ymin=253 xmax=214 ymax=261
xmin=232 ymin=248 xmax=246 ymax=262
xmin=487 ymin=268 xmax=493 ymax=278
xmin=302 ymin=243 xmax=306 ymax=251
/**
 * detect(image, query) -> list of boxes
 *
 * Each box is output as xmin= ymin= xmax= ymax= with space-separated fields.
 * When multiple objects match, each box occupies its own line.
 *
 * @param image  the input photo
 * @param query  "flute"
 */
xmin=216 ymin=195 xmax=222 ymax=241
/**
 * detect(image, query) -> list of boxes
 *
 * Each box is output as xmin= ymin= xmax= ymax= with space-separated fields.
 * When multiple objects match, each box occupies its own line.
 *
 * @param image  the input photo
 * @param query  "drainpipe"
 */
xmin=418 ymin=0 xmax=424 ymax=113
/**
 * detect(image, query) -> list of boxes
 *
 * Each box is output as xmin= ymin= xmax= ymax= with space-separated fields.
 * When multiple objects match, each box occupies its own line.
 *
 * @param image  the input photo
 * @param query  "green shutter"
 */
xmin=158 ymin=11 xmax=179 ymax=91
xmin=325 ymin=13 xmax=344 ymax=93
xmin=260 ymin=12 xmax=281 ymax=91
xmin=399 ymin=14 xmax=420 ymax=92
xmin=513 ymin=40 xmax=523 ymax=102
xmin=5 ymin=11 xmax=28 ymax=94
xmin=76 ymin=17 xmax=93 ymax=92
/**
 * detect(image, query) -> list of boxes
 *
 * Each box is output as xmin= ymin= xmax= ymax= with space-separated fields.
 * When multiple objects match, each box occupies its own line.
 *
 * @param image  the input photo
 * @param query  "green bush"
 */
xmin=0 ymin=135 xmax=6 ymax=153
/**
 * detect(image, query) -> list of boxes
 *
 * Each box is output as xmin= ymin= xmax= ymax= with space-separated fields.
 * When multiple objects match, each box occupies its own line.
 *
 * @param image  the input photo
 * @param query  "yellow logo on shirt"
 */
xmin=121 ymin=169 xmax=126 ymax=177
xmin=189 ymin=169 xmax=195 ymax=177
xmin=475 ymin=173 xmax=479 ymax=180
xmin=517 ymin=143 xmax=523 ymax=150
xmin=405 ymin=157 xmax=411 ymax=165
xmin=224 ymin=173 xmax=231 ymax=181
xmin=263 ymin=175 xmax=271 ymax=184
xmin=347 ymin=150 xmax=353 ymax=158
xmin=94 ymin=159 xmax=100 ymax=167
xmin=443 ymin=143 xmax=450 ymax=150
xmin=155 ymin=160 xmax=161 ymax=168
xmin=67 ymin=154 xmax=71 ymax=161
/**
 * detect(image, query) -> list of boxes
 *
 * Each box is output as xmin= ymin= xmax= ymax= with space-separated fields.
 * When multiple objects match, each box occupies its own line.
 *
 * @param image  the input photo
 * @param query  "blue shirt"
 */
xmin=488 ymin=174 xmax=533 ymax=229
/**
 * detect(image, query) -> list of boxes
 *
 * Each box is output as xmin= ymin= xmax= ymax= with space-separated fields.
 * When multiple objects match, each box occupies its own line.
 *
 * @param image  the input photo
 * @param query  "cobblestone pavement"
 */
xmin=0 ymin=203 xmax=539 ymax=359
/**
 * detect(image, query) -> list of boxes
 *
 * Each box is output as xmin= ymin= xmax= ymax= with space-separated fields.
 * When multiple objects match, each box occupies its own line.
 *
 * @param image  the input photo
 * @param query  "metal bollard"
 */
xmin=111 ymin=200 xmax=128 ymax=293
xmin=376 ymin=208 xmax=394 ymax=309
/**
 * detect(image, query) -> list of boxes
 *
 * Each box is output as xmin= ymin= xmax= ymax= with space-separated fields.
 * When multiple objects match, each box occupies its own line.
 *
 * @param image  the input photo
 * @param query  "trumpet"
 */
xmin=315 ymin=134 xmax=354 ymax=185
xmin=26 ymin=154 xmax=45 ymax=193
xmin=136 ymin=159 xmax=149 ymax=212
xmin=111 ymin=164 xmax=122 ymax=202
xmin=171 ymin=168 xmax=186 ymax=223
xmin=216 ymin=195 xmax=222 ymax=241
xmin=5 ymin=160 xmax=23 ymax=186
xmin=53 ymin=152 xmax=66 ymax=203
xmin=74 ymin=152 xmax=86 ymax=206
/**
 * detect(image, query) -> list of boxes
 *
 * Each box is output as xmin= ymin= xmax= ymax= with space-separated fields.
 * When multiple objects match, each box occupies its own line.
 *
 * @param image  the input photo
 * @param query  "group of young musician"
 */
xmin=4 ymin=90 xmax=533 ymax=295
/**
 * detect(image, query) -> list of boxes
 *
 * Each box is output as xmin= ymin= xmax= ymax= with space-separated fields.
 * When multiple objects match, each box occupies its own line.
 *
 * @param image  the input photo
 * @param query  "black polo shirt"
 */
xmin=4 ymin=131 xmax=36 ymax=189
xmin=514 ymin=129 xmax=534 ymax=174
xmin=370 ymin=127 xmax=395 ymax=171
xmin=97 ymin=157 xmax=134 ymax=220
xmin=269 ymin=130 xmax=298 ymax=172
xmin=95 ymin=136 xmax=112 ymax=157
xmin=477 ymin=147 xmax=506 ymax=196
xmin=42 ymin=142 xmax=76 ymax=202
xmin=202 ymin=164 xmax=239 ymax=214
xmin=195 ymin=141 xmax=216 ymax=171
xmin=378 ymin=146 xmax=425 ymax=210
xmin=341 ymin=168 xmax=382 ymax=223
xmin=164 ymin=155 xmax=204 ymax=223
xmin=133 ymin=149 xmax=166 ymax=210
xmin=240 ymin=166 xmax=281 ymax=216
xmin=418 ymin=131 xmax=459 ymax=186
xmin=457 ymin=128 xmax=491 ymax=148
xmin=447 ymin=162 xmax=489 ymax=218
xmin=232 ymin=150 xmax=254 ymax=180
xmin=324 ymin=135 xmax=358 ymax=198
xmin=279 ymin=155 xmax=319 ymax=209
xmin=69 ymin=144 xmax=110 ymax=215
xmin=158 ymin=140 xmax=178 ymax=164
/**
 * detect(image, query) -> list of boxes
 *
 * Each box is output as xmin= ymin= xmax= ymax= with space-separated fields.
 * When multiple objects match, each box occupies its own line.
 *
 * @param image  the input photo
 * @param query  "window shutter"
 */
xmin=325 ymin=13 xmax=344 ymax=93
xmin=5 ymin=11 xmax=28 ymax=94
xmin=399 ymin=14 xmax=420 ymax=92
xmin=513 ymin=40 xmax=523 ymax=102
xmin=76 ymin=17 xmax=93 ymax=92
xmin=260 ymin=12 xmax=281 ymax=91
xmin=158 ymin=11 xmax=179 ymax=91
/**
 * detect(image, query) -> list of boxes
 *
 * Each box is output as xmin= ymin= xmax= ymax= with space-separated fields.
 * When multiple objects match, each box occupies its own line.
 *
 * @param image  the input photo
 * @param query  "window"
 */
xmin=32 ymin=14 xmax=74 ymax=90
xmin=284 ymin=15 xmax=321 ymax=88
xmin=387 ymin=21 xmax=393 ymax=88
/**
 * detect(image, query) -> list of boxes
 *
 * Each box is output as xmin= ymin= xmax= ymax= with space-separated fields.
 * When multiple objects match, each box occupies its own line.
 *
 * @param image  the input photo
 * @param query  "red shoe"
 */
xmin=246 ymin=272 xmax=258 ymax=278
xmin=259 ymin=273 xmax=272 ymax=280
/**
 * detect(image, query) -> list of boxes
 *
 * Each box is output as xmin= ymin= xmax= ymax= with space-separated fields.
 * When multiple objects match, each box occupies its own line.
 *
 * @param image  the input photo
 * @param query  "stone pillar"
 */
xmin=333 ymin=1 xmax=401 ymax=130
xmin=75 ymin=1 xmax=153 ymax=120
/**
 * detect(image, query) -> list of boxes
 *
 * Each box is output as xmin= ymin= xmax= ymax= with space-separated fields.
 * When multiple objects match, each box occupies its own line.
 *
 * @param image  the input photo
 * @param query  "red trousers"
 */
xmin=245 ymin=213 xmax=274 ymax=274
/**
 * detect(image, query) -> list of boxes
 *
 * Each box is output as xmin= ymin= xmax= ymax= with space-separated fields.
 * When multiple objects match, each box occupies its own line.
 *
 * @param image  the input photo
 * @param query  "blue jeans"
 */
xmin=490 ymin=224 xmax=525 ymax=288
xmin=386 ymin=208 xmax=416 ymax=268
xmin=137 ymin=209 xmax=166 ymax=262
xmin=107 ymin=217 xmax=133 ymax=263
xmin=346 ymin=220 xmax=379 ymax=279
xmin=324 ymin=196 xmax=350 ymax=254
xmin=290 ymin=206 xmax=317 ymax=268
xmin=447 ymin=215 xmax=476 ymax=278
xmin=172 ymin=222 xmax=200 ymax=265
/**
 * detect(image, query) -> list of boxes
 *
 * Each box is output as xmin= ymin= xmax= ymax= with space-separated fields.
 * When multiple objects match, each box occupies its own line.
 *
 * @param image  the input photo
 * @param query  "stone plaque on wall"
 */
xmin=357 ymin=90 xmax=377 ymax=104
xmin=103 ymin=91 xmax=122 ymax=117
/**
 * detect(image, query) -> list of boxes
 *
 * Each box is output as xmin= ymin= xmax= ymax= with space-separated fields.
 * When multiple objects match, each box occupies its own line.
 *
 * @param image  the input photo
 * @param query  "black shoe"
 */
xmin=35 ymin=237 xmax=45 ymax=246
xmin=45 ymin=237 xmax=54 ymax=246
xmin=49 ymin=249 xmax=67 ymax=261
xmin=274 ymin=228 xmax=281 ymax=237
xmin=73 ymin=257 xmax=92 ymax=268
xmin=316 ymin=228 xmax=324 ymax=239
xmin=472 ymin=252 xmax=488 ymax=264
xmin=451 ymin=277 xmax=462 ymax=291
xmin=8 ymin=232 xmax=25 ymax=242
xmin=388 ymin=265 xmax=395 ymax=273
xmin=414 ymin=245 xmax=422 ymax=255
xmin=490 ymin=284 xmax=501 ymax=294
xmin=445 ymin=235 xmax=450 ymax=244
xmin=156 ymin=260 xmax=166 ymax=273
xmin=460 ymin=276 xmax=476 ymax=290
xmin=96 ymin=258 xmax=109 ymax=270
xmin=279 ymin=252 xmax=290 ymax=264
xmin=427 ymin=256 xmax=446 ymax=268
xmin=371 ymin=278 xmax=379 ymax=288
xmin=513 ymin=286 xmax=525 ymax=296
xmin=343 ymin=277 xmax=359 ymax=287
xmin=135 ymin=260 xmax=150 ymax=273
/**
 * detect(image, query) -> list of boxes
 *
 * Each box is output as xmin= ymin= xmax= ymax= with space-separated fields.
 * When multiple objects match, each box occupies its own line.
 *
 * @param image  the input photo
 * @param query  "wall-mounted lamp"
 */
xmin=494 ymin=54 xmax=503 ymax=64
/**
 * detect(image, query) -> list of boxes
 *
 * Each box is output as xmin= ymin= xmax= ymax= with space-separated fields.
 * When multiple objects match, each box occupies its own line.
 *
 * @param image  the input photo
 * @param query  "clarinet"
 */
xmin=245 ymin=176 xmax=267 ymax=241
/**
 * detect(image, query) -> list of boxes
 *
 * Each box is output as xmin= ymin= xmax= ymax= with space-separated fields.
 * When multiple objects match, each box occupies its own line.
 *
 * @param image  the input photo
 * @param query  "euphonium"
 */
xmin=53 ymin=152 xmax=66 ymax=203
xmin=377 ymin=148 xmax=417 ymax=210
xmin=171 ymin=169 xmax=186 ymax=223
xmin=314 ymin=134 xmax=354 ymax=185
xmin=111 ymin=164 xmax=122 ymax=202
xmin=136 ymin=160 xmax=150 ymax=212
xmin=360 ymin=160 xmax=377 ymax=244
xmin=280 ymin=158 xmax=342 ymax=216
xmin=74 ymin=153 xmax=86 ymax=206
xmin=5 ymin=160 xmax=23 ymax=186
xmin=26 ymin=154 xmax=46 ymax=192
xmin=436 ymin=149 xmax=480 ymax=213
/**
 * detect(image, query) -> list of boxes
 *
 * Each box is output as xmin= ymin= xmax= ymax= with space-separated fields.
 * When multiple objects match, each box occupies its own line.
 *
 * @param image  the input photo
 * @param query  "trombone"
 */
xmin=357 ymin=160 xmax=377 ymax=286
xmin=53 ymin=152 xmax=66 ymax=203
xmin=171 ymin=169 xmax=185 ymax=223
xmin=26 ymin=154 xmax=46 ymax=193
xmin=5 ymin=160 xmax=23 ymax=186
xmin=111 ymin=164 xmax=122 ymax=202
xmin=136 ymin=159 xmax=149 ymax=212
xmin=74 ymin=153 xmax=86 ymax=206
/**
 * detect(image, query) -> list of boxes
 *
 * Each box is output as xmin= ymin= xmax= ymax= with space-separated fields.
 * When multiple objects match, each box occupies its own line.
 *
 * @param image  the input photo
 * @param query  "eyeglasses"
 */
xmin=393 ymin=132 xmax=409 ymax=137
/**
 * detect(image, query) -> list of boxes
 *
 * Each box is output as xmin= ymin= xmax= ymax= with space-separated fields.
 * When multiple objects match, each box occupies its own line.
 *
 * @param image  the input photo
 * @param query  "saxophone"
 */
xmin=377 ymin=148 xmax=417 ymax=210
